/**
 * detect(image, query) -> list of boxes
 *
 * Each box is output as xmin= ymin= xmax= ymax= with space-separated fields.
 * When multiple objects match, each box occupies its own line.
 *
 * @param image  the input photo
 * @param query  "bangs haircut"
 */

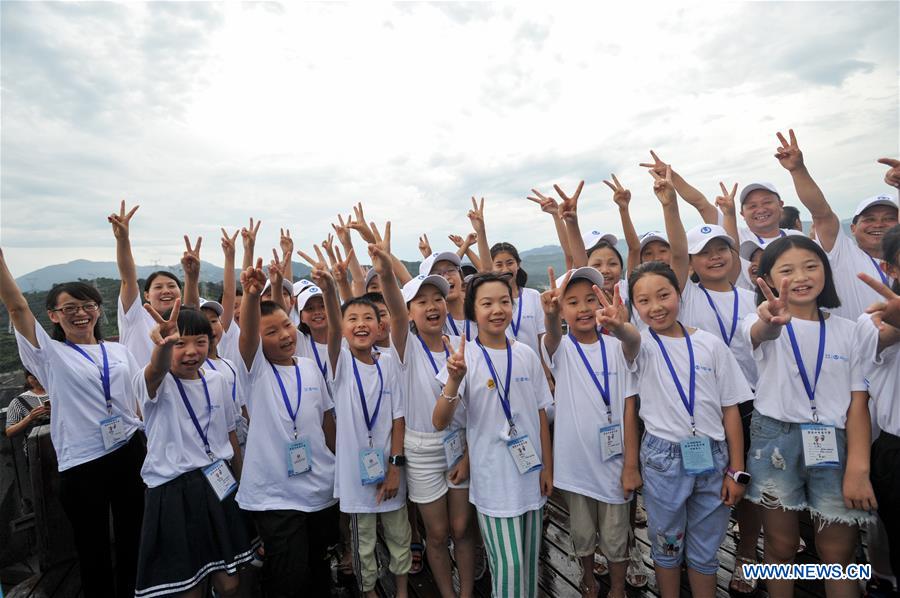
xmin=754 ymin=235 xmax=840 ymax=309
xmin=341 ymin=296 xmax=381 ymax=321
xmin=142 ymin=271 xmax=182 ymax=293
xmin=45 ymin=282 xmax=105 ymax=342
xmin=162 ymin=306 xmax=214 ymax=342
xmin=361 ymin=292 xmax=386 ymax=307
xmin=587 ymin=240 xmax=624 ymax=269
xmin=627 ymin=261 xmax=681 ymax=303
xmin=490 ymin=242 xmax=528 ymax=287
xmin=464 ymin=272 xmax=513 ymax=321
xmin=260 ymin=300 xmax=287 ymax=318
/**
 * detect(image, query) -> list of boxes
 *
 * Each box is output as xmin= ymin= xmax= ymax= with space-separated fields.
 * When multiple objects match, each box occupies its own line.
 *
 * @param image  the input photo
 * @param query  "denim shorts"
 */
xmin=744 ymin=410 xmax=872 ymax=526
xmin=640 ymin=433 xmax=731 ymax=574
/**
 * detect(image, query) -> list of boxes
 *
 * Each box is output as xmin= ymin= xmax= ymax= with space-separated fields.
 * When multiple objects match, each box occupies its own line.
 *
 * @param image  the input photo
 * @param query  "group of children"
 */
xmin=1 ymin=133 xmax=898 ymax=598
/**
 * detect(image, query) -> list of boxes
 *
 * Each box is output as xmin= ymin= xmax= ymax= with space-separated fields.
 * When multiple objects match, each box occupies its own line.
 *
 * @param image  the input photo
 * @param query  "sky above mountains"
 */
xmin=2 ymin=2 xmax=898 ymax=277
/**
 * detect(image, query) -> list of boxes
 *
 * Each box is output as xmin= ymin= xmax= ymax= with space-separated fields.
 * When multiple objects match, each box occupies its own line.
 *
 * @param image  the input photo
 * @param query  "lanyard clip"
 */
xmin=368 ymin=434 xmax=374 ymax=449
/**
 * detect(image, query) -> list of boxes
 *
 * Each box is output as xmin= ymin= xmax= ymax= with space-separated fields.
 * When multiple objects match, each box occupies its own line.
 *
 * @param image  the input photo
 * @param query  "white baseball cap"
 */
xmin=739 ymin=182 xmax=781 ymax=205
xmin=639 ymin=230 xmax=669 ymax=251
xmin=364 ymin=268 xmax=379 ymax=289
xmin=401 ymin=274 xmax=450 ymax=303
xmin=554 ymin=267 xmax=604 ymax=294
xmin=581 ymin=230 xmax=619 ymax=254
xmin=198 ymin=297 xmax=223 ymax=316
xmin=686 ymin=224 xmax=736 ymax=255
xmin=853 ymin=193 xmax=899 ymax=220
xmin=739 ymin=238 xmax=766 ymax=261
xmin=262 ymin=278 xmax=294 ymax=296
xmin=297 ymin=285 xmax=324 ymax=310
xmin=418 ymin=251 xmax=462 ymax=277
xmin=293 ymin=279 xmax=313 ymax=297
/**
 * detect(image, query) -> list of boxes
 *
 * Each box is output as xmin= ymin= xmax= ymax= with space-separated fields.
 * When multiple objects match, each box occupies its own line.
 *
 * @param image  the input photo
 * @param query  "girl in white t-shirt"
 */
xmin=743 ymin=235 xmax=875 ymax=598
xmin=434 ymin=272 xmax=553 ymax=598
xmin=133 ymin=302 xmax=255 ymax=598
xmin=372 ymin=243 xmax=477 ymax=598
xmin=2 ymin=250 xmax=146 ymax=598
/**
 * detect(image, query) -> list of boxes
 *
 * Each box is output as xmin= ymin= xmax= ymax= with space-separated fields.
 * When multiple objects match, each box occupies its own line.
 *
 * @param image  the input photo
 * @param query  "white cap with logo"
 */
xmin=554 ymin=267 xmax=605 ymax=294
xmin=639 ymin=230 xmax=669 ymax=251
xmin=739 ymin=182 xmax=781 ymax=205
xmin=581 ymin=230 xmax=619 ymax=254
xmin=418 ymin=251 xmax=462 ymax=277
xmin=401 ymin=274 xmax=450 ymax=303
xmin=686 ymin=224 xmax=736 ymax=255
xmin=853 ymin=193 xmax=898 ymax=219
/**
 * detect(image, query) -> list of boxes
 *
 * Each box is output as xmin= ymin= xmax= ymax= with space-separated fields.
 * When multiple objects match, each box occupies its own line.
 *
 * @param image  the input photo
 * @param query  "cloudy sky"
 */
xmin=2 ymin=1 xmax=898 ymax=277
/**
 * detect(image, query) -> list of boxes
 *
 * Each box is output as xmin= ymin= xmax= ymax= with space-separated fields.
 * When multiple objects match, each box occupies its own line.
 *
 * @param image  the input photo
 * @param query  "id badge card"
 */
xmin=99 ymin=414 xmax=127 ymax=450
xmin=507 ymin=434 xmax=542 ymax=475
xmin=679 ymin=436 xmax=715 ymax=475
xmin=443 ymin=429 xmax=465 ymax=468
xmin=203 ymin=459 xmax=238 ymax=501
xmin=599 ymin=424 xmax=623 ymax=461
xmin=286 ymin=437 xmax=312 ymax=477
xmin=800 ymin=423 xmax=840 ymax=468
xmin=359 ymin=447 xmax=385 ymax=485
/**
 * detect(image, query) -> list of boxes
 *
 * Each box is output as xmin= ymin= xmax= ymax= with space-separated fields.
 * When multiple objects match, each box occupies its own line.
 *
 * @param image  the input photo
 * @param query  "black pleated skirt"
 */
xmin=134 ymin=467 xmax=259 ymax=597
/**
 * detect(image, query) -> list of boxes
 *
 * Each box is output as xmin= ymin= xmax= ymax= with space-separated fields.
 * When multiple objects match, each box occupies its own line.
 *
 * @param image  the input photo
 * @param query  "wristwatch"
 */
xmin=388 ymin=455 xmax=406 ymax=467
xmin=726 ymin=467 xmax=751 ymax=485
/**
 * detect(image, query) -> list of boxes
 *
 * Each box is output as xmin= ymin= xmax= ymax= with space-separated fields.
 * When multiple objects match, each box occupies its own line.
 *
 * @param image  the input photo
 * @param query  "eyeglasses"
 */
xmin=433 ymin=267 xmax=461 ymax=278
xmin=52 ymin=302 xmax=100 ymax=316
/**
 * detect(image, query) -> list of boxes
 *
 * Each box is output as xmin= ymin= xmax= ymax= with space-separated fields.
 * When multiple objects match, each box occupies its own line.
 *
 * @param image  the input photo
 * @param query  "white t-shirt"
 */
xmin=332 ymin=348 xmax=406 ymax=513
xmin=542 ymin=334 xmax=637 ymax=504
xmin=619 ymin=282 xmax=649 ymax=332
xmin=117 ymin=294 xmax=158 ymax=365
xmin=217 ymin=322 xmax=242 ymax=366
xmin=15 ymin=324 xmax=142 ymax=472
xmin=437 ymin=340 xmax=552 ymax=517
xmin=734 ymin=226 xmax=804 ymax=291
xmin=295 ymin=332 xmax=332 ymax=381
xmin=394 ymin=329 xmax=466 ymax=433
xmin=444 ymin=316 xmax=477 ymax=341
xmin=205 ymin=356 xmax=246 ymax=421
xmin=135 ymin=368 xmax=235 ymax=488
xmin=236 ymin=346 xmax=337 ymax=512
xmin=824 ymin=228 xmax=893 ymax=321
xmin=506 ymin=287 xmax=545 ymax=356
xmin=741 ymin=312 xmax=865 ymax=428
xmin=628 ymin=328 xmax=752 ymax=443
xmin=854 ymin=315 xmax=900 ymax=437
xmin=680 ymin=281 xmax=759 ymax=388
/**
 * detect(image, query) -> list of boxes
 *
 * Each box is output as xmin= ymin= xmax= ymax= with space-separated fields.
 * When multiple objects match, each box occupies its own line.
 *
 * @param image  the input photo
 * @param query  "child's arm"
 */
xmin=540 ymin=267 xmax=568 ymax=357
xmin=552 ymin=182 xmax=584 ymax=270
xmin=328 ymin=244 xmax=356 ymax=305
xmin=775 ymin=129 xmax=840 ymax=251
xmin=143 ymin=300 xmax=182 ymax=398
xmin=181 ymin=235 xmax=202 ymax=308
xmin=240 ymin=217 xmax=261 ymax=271
xmin=714 ymin=183 xmax=743 ymax=284
xmin=228 ymin=431 xmax=243 ymax=480
xmin=449 ymin=233 xmax=483 ymax=271
xmin=266 ymin=250 xmax=289 ymax=312
xmin=332 ymin=214 xmax=366 ymax=298
xmin=433 ymin=337 xmax=466 ymax=430
xmin=220 ymin=228 xmax=239 ymax=330
xmin=108 ymin=201 xmax=141 ymax=314
xmin=539 ymin=408 xmax=553 ymax=496
xmin=528 ymin=189 xmax=574 ymax=269
xmin=303 ymin=248 xmax=343 ymax=375
xmin=858 ymin=273 xmax=900 ymax=331
xmin=418 ymin=233 xmax=433 ymax=259
xmin=0 ymin=248 xmax=39 ymax=346
xmin=604 ymin=176 xmax=640 ymax=274
xmin=279 ymin=228 xmax=294 ymax=284
xmin=369 ymin=224 xmax=410 ymax=360
xmin=620 ymin=395 xmax=642 ymax=497
xmin=640 ymin=151 xmax=719 ymax=225
xmin=378 ymin=417 xmax=405 ymax=504
xmin=750 ymin=277 xmax=792 ymax=349
xmin=468 ymin=197 xmax=492 ymax=272
xmin=594 ymin=284 xmax=641 ymax=363
xmin=720 ymin=404 xmax=745 ymax=506
xmin=843 ymin=390 xmax=877 ymax=511
xmin=237 ymin=259 xmax=267 ymax=372
xmin=323 ymin=409 xmax=336 ymax=454
xmin=651 ymin=166 xmax=689 ymax=290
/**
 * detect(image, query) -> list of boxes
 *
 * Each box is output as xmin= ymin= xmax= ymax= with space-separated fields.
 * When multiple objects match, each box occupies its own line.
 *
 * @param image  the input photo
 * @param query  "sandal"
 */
xmin=410 ymin=542 xmax=425 ymax=575
xmin=592 ymin=553 xmax=608 ymax=577
xmin=625 ymin=546 xmax=649 ymax=589
xmin=730 ymin=556 xmax=758 ymax=594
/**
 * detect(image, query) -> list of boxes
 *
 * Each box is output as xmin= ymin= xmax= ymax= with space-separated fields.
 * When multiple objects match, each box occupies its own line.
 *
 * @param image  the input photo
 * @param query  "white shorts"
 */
xmin=404 ymin=428 xmax=469 ymax=504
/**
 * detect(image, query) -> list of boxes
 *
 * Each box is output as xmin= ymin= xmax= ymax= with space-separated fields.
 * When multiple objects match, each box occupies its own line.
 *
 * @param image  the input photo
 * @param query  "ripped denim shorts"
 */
xmin=745 ymin=410 xmax=872 ymax=527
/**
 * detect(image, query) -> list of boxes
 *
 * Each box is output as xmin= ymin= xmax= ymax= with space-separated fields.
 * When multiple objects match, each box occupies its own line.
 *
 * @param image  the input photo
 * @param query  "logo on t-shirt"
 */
xmin=486 ymin=379 xmax=495 ymax=390
xmin=824 ymin=353 xmax=848 ymax=362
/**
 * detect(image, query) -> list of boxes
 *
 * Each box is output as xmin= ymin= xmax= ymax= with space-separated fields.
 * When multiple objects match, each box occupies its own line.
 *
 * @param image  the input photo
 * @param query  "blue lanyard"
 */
xmin=785 ymin=312 xmax=826 ymax=422
xmin=568 ymin=331 xmax=612 ymax=423
xmin=352 ymin=356 xmax=384 ymax=447
xmin=476 ymin=337 xmax=516 ymax=434
xmin=172 ymin=373 xmax=214 ymax=459
xmin=205 ymin=358 xmax=237 ymax=404
xmin=270 ymin=361 xmax=303 ymax=439
xmin=310 ymin=339 xmax=328 ymax=377
xmin=508 ymin=293 xmax=524 ymax=339
xmin=447 ymin=317 xmax=471 ymax=339
xmin=755 ymin=230 xmax=786 ymax=245
xmin=65 ymin=341 xmax=113 ymax=414
xmin=416 ymin=334 xmax=450 ymax=376
xmin=649 ymin=324 xmax=697 ymax=434
xmin=698 ymin=284 xmax=739 ymax=346
xmin=869 ymin=256 xmax=889 ymax=285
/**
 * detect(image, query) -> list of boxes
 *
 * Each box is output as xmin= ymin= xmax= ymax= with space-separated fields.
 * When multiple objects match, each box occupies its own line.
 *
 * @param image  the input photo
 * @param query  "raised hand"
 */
xmin=445 ymin=334 xmax=467 ymax=382
xmin=540 ymin=267 xmax=569 ymax=316
xmin=526 ymin=189 xmax=560 ymax=216
xmin=715 ymin=182 xmax=738 ymax=215
xmin=418 ymin=233 xmax=432 ymax=258
xmin=553 ymin=181 xmax=584 ymax=223
xmin=775 ymin=129 xmax=804 ymax=172
xmin=859 ymin=272 xmax=900 ymax=330
xmin=331 ymin=245 xmax=355 ymax=283
xmin=279 ymin=228 xmax=294 ymax=258
xmin=298 ymin=246 xmax=334 ymax=292
xmin=877 ymin=158 xmax=900 ymax=189
xmin=602 ymin=174 xmax=631 ymax=209
xmin=370 ymin=221 xmax=391 ymax=254
xmin=638 ymin=149 xmax=670 ymax=178
xmin=756 ymin=276 xmax=792 ymax=326
xmin=241 ymin=217 xmax=262 ymax=252
xmin=108 ymin=200 xmax=139 ymax=239
xmin=649 ymin=164 xmax=676 ymax=206
xmin=240 ymin=258 xmax=267 ymax=296
xmin=332 ymin=213 xmax=354 ymax=248
xmin=593 ymin=283 xmax=628 ymax=331
xmin=220 ymin=228 xmax=239 ymax=260
xmin=447 ymin=234 xmax=465 ymax=249
xmin=181 ymin=235 xmax=202 ymax=278
xmin=467 ymin=196 xmax=485 ymax=231
xmin=367 ymin=222 xmax=392 ymax=276
xmin=145 ymin=298 xmax=182 ymax=346
xmin=321 ymin=233 xmax=337 ymax=265
xmin=348 ymin=203 xmax=377 ymax=244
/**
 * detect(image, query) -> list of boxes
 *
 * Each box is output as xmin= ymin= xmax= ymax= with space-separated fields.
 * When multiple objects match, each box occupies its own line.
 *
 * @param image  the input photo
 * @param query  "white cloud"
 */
xmin=2 ymin=1 xmax=897 ymax=277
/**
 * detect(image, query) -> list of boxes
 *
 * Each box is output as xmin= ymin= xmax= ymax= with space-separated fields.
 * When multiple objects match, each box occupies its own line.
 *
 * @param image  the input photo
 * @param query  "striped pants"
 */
xmin=477 ymin=508 xmax=543 ymax=598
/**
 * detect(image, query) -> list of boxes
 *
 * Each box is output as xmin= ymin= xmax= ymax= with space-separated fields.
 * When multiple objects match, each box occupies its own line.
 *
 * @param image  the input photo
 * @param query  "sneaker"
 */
xmin=474 ymin=543 xmax=488 ymax=581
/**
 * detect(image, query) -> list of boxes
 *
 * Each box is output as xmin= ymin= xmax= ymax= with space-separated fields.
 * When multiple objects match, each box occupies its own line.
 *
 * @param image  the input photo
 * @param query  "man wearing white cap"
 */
xmin=773 ymin=129 xmax=899 ymax=319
